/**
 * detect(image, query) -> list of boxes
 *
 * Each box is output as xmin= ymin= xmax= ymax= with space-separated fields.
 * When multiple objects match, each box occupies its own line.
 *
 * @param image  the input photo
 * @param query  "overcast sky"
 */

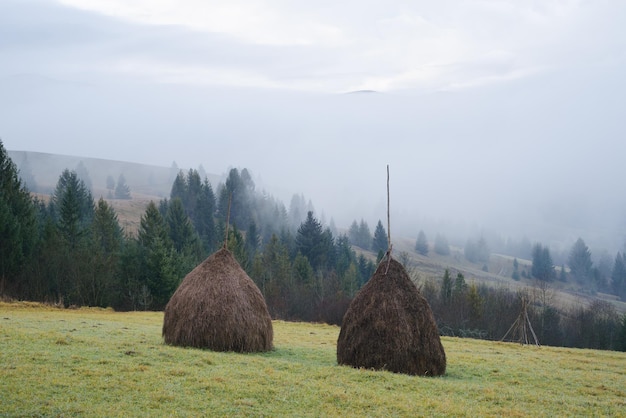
xmin=1 ymin=0 xmax=625 ymax=251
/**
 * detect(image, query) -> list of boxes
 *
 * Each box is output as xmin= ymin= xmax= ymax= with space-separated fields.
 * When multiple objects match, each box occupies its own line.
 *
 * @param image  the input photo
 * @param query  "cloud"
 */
xmin=3 ymin=0 xmax=622 ymax=93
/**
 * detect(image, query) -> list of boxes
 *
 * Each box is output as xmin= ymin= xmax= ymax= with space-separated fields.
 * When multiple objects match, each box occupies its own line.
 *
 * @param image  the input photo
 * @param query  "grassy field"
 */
xmin=1 ymin=302 xmax=625 ymax=417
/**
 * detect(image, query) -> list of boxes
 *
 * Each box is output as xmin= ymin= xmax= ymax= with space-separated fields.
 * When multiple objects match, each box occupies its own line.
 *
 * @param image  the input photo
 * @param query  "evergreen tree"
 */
xmin=296 ymin=211 xmax=325 ymax=271
xmin=441 ymin=268 xmax=453 ymax=304
xmin=227 ymin=225 xmax=249 ymax=271
xmin=169 ymin=170 xmax=217 ymax=254
xmin=319 ymin=227 xmax=336 ymax=271
xmin=92 ymin=197 xmax=123 ymax=254
xmin=137 ymin=201 xmax=178 ymax=309
xmin=291 ymin=252 xmax=316 ymax=318
xmin=83 ymin=198 xmax=123 ymax=307
xmin=334 ymin=234 xmax=354 ymax=277
xmin=454 ymin=272 xmax=467 ymax=295
xmin=245 ymin=221 xmax=261 ymax=262
xmin=251 ymin=234 xmax=291 ymax=317
xmin=218 ymin=168 xmax=254 ymax=229
xmin=415 ymin=230 xmax=429 ymax=256
xmin=288 ymin=194 xmax=307 ymax=232
xmin=611 ymin=252 xmax=626 ymax=300
xmin=170 ymin=171 xmax=186 ymax=202
xmin=348 ymin=220 xmax=359 ymax=246
xmin=532 ymin=243 xmax=555 ymax=281
xmin=114 ymin=173 xmax=131 ymax=199
xmin=371 ymin=220 xmax=388 ymax=253
xmin=52 ymin=169 xmax=94 ymax=249
xmin=357 ymin=219 xmax=372 ymax=250
xmin=165 ymin=198 xmax=202 ymax=264
xmin=0 ymin=140 xmax=38 ymax=295
xmin=568 ymin=238 xmax=593 ymax=284
xmin=512 ymin=258 xmax=520 ymax=281
xmin=195 ymin=178 xmax=217 ymax=252
xmin=357 ymin=254 xmax=375 ymax=287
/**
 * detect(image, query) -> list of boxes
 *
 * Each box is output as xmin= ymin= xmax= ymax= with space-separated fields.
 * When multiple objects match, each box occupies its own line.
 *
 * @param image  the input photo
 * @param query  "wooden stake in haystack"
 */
xmin=337 ymin=165 xmax=447 ymax=376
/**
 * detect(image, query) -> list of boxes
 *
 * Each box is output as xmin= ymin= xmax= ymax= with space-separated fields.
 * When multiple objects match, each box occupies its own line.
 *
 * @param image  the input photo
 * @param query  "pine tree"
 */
xmin=348 ymin=220 xmax=359 ymax=246
xmin=245 ymin=221 xmax=261 ymax=262
xmin=371 ymin=220 xmax=388 ymax=254
xmin=227 ymin=225 xmax=249 ymax=271
xmin=84 ymin=198 xmax=123 ymax=307
xmin=170 ymin=171 xmax=186 ymax=202
xmin=52 ymin=169 xmax=95 ymax=249
xmin=195 ymin=178 xmax=217 ymax=252
xmin=114 ymin=173 xmax=131 ymax=199
xmin=415 ymin=230 xmax=428 ymax=256
xmin=441 ymin=268 xmax=453 ymax=304
xmin=137 ymin=201 xmax=178 ymax=309
xmin=251 ymin=234 xmax=291 ymax=317
xmin=296 ymin=211 xmax=325 ymax=270
xmin=357 ymin=219 xmax=372 ymax=250
xmin=611 ymin=252 xmax=626 ymax=300
xmin=532 ymin=243 xmax=555 ymax=281
xmin=568 ymin=238 xmax=593 ymax=284
xmin=0 ymin=140 xmax=38 ymax=294
xmin=165 ymin=198 xmax=203 ymax=267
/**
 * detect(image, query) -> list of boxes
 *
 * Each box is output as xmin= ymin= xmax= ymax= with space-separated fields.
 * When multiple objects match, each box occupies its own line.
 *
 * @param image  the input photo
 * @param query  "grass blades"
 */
xmin=1 ymin=302 xmax=625 ymax=417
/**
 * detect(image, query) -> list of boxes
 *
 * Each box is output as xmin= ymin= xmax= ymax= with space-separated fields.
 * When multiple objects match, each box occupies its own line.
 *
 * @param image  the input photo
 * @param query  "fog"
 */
xmin=2 ymin=0 xmax=626 ymax=254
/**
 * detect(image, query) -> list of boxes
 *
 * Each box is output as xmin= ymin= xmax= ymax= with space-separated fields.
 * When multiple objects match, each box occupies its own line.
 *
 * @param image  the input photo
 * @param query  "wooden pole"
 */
xmin=223 ymin=193 xmax=232 ymax=248
xmin=384 ymin=165 xmax=393 ymax=274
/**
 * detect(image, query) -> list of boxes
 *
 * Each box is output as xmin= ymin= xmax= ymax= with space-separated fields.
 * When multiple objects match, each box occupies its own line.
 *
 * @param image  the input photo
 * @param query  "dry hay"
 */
xmin=337 ymin=255 xmax=446 ymax=376
xmin=162 ymin=247 xmax=273 ymax=352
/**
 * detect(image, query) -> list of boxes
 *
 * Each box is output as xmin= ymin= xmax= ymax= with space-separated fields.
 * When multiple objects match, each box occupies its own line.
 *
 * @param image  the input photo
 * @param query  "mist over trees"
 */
xmin=1 ymin=140 xmax=626 ymax=351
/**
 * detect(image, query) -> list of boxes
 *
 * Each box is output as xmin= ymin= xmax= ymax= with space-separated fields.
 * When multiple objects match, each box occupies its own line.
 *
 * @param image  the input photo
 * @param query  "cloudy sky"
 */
xmin=1 ymin=0 xmax=625 ymax=250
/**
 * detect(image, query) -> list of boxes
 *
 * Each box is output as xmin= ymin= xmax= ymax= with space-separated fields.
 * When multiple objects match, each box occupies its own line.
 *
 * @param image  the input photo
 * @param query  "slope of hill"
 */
xmin=8 ymin=150 xmax=221 ymax=198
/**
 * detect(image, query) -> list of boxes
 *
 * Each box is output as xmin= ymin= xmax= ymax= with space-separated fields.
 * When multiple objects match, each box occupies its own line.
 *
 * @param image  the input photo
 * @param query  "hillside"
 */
xmin=8 ymin=150 xmax=221 ymax=198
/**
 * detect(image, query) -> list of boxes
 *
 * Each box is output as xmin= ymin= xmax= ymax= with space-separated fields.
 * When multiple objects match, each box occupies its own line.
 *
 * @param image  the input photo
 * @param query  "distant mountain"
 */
xmin=8 ymin=150 xmax=220 ymax=198
xmin=345 ymin=89 xmax=379 ymax=94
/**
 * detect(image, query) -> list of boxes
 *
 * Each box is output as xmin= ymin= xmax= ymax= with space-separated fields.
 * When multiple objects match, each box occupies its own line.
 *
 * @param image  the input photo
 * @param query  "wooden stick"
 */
xmin=387 ymin=164 xmax=391 ymax=250
xmin=385 ymin=165 xmax=393 ymax=275
xmin=223 ymin=193 xmax=232 ymax=248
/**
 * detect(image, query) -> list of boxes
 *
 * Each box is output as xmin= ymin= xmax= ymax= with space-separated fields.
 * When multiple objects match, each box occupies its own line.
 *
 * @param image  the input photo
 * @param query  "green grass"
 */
xmin=1 ymin=302 xmax=625 ymax=417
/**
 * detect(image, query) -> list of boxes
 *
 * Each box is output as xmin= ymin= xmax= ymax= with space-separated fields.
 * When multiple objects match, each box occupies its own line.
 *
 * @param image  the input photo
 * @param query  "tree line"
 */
xmin=2 ymin=139 xmax=625 ymax=350
xmin=0 ymin=141 xmax=375 ymax=323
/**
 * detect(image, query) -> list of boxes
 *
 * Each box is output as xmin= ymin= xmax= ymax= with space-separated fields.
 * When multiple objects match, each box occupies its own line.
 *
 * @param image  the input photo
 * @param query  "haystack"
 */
xmin=162 ymin=247 xmax=273 ymax=352
xmin=337 ymin=254 xmax=446 ymax=376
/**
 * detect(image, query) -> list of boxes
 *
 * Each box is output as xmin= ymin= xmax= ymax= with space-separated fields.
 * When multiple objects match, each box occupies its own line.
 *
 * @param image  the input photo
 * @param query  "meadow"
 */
xmin=1 ymin=302 xmax=624 ymax=417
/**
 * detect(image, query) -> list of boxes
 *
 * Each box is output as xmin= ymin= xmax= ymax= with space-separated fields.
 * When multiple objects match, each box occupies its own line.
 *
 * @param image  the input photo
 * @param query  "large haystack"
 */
xmin=163 ymin=247 xmax=273 ymax=352
xmin=337 ymin=254 xmax=446 ymax=376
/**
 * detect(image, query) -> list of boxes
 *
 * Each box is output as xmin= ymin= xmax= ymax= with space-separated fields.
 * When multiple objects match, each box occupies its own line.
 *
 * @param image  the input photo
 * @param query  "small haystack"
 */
xmin=162 ymin=247 xmax=273 ymax=352
xmin=337 ymin=254 xmax=446 ymax=376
